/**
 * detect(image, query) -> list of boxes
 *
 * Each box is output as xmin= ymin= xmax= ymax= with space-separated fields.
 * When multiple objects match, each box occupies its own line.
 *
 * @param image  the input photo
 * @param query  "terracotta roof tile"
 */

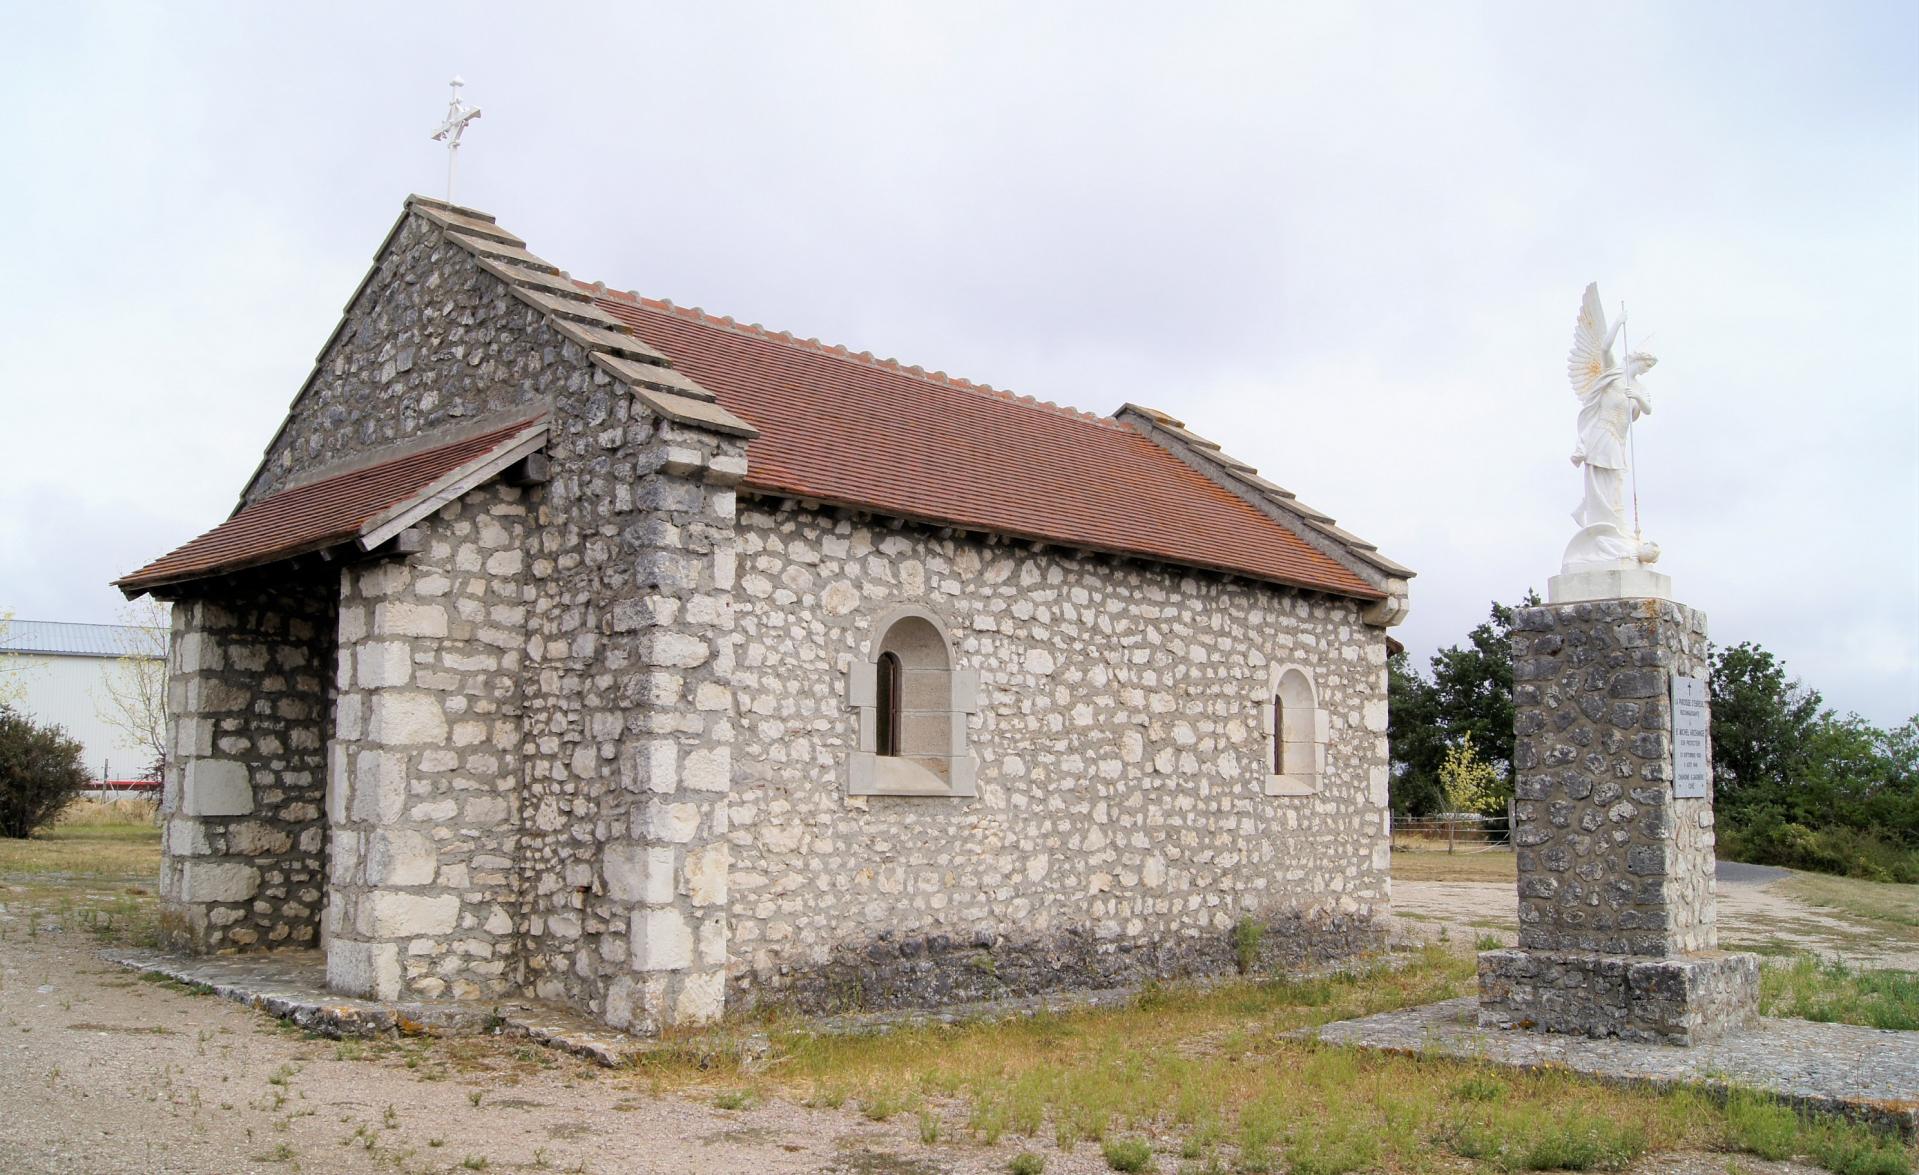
xmin=117 ymin=417 xmax=544 ymax=593
xmin=589 ymin=292 xmax=1381 ymax=599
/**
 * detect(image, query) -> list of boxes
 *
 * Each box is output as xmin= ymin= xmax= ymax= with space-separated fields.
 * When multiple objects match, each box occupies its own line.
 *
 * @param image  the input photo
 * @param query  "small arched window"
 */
xmin=1266 ymin=665 xmax=1326 ymax=796
xmin=1272 ymin=694 xmax=1285 ymax=775
xmin=846 ymin=607 xmax=978 ymax=797
xmin=875 ymin=651 xmax=903 ymax=757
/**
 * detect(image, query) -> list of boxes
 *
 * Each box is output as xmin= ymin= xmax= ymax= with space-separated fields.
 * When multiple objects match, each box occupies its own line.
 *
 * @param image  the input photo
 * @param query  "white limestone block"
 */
xmin=631 ymin=908 xmax=693 ymax=971
xmin=163 ymin=817 xmax=211 ymax=857
xmin=351 ymin=749 xmax=408 ymax=824
xmin=178 ymin=861 xmax=261 ymax=903
xmin=356 ymin=641 xmax=413 ymax=688
xmin=684 ymin=842 xmax=728 ymax=907
xmin=682 ymin=746 xmax=730 ymax=793
xmin=327 ymin=939 xmax=400 ymax=1000
xmin=182 ymin=759 xmax=253 ymax=817
xmin=368 ymin=693 xmax=447 ymax=745
xmin=362 ymin=891 xmax=460 ymax=938
xmin=639 ymin=801 xmax=701 ymax=843
xmin=373 ymin=601 xmax=447 ymax=638
xmin=365 ymin=829 xmax=438 ymax=887
xmin=696 ymin=914 xmax=728 ymax=967
xmin=675 ymin=968 xmax=726 ymax=1023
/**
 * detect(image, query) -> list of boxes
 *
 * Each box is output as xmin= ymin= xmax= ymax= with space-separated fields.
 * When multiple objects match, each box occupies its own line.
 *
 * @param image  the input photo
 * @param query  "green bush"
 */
xmin=1231 ymin=918 xmax=1264 ymax=975
xmin=1101 ymin=1137 xmax=1155 ymax=1172
xmin=1007 ymin=1154 xmax=1046 ymax=1175
xmin=0 ymin=704 xmax=90 ymax=838
xmin=1720 ymin=813 xmax=1919 ymax=883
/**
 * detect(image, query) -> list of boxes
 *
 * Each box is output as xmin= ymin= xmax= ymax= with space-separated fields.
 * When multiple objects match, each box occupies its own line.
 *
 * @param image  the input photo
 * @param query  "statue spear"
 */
xmin=1621 ymin=301 xmax=1642 ymax=543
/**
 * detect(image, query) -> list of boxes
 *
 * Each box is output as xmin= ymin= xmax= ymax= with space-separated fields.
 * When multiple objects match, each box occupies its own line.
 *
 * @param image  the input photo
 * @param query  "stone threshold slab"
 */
xmin=108 ymin=946 xmax=1432 ymax=1070
xmin=1305 ymin=997 xmax=1917 ymax=1137
xmin=108 ymin=949 xmax=652 ymax=1068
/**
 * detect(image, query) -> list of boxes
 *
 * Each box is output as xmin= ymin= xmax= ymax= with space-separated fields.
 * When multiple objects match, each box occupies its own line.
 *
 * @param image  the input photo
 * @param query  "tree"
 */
xmin=1707 ymin=641 xmax=1825 ymax=815
xmin=94 ymin=600 xmax=170 ymax=781
xmin=1387 ymin=649 xmax=1444 ymax=815
xmin=0 ymin=610 xmax=29 ymax=709
xmin=1440 ymin=732 xmax=1501 ymax=816
xmin=0 ymin=704 xmax=90 ymax=838
xmin=1388 ymin=592 xmax=1538 ymax=815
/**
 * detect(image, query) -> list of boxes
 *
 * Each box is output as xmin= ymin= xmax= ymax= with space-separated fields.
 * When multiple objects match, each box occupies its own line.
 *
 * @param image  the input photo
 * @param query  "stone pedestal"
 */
xmin=1477 ymin=596 xmax=1759 ymax=1046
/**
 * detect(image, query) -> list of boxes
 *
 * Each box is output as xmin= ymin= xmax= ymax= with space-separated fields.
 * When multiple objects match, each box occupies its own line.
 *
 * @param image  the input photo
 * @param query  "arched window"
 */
xmin=1266 ymin=665 xmax=1325 ymax=796
xmin=875 ymin=651 xmax=903 ymax=757
xmin=845 ymin=606 xmax=978 ymax=797
xmin=1272 ymin=693 xmax=1284 ymax=776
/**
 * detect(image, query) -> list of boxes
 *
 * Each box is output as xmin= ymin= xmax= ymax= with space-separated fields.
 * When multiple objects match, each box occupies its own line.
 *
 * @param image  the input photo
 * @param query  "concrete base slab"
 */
xmin=107 ymin=949 xmax=656 ymax=1067
xmin=1308 ymin=997 xmax=1918 ymax=1137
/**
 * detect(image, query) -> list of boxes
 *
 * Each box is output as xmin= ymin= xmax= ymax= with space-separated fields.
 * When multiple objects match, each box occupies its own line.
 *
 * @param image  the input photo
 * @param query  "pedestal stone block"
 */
xmin=1478 ymin=948 xmax=1759 ymax=1045
xmin=1479 ymin=596 xmax=1758 ymax=1046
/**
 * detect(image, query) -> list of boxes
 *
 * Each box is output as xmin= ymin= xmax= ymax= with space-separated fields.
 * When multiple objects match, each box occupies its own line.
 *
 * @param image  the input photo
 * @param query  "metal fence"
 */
xmin=1392 ymin=812 xmax=1512 ymax=851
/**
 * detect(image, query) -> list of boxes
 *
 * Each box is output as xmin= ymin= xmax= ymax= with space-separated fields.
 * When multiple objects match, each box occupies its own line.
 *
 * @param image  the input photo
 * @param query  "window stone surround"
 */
xmin=844 ymin=603 xmax=979 ymax=798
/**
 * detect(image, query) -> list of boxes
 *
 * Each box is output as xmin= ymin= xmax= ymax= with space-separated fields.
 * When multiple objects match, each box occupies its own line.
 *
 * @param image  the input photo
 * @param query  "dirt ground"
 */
xmin=0 ymin=927 xmax=1848 ymax=1175
xmin=1391 ymin=856 xmax=1919 ymax=971
xmin=1 ymin=829 xmax=1900 ymax=1174
xmin=3 ymin=925 xmax=1139 ymax=1175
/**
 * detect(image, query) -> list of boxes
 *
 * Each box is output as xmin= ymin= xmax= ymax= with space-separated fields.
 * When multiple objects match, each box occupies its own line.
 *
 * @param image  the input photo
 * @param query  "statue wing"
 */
xmin=1566 ymin=282 xmax=1613 ymax=398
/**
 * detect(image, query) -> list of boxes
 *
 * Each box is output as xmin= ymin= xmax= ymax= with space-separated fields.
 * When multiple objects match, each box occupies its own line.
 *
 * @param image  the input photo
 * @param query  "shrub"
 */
xmin=1008 ymin=1154 xmax=1046 ymax=1175
xmin=1721 ymin=814 xmax=1919 ymax=884
xmin=1100 ymin=1137 xmax=1154 ymax=1172
xmin=1231 ymin=918 xmax=1264 ymax=975
xmin=0 ymin=704 xmax=90 ymax=838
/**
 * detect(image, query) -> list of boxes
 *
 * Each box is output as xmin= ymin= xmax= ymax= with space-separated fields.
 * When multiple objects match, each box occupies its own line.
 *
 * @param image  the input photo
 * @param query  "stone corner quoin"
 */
xmin=147 ymin=202 xmax=1405 ymax=1034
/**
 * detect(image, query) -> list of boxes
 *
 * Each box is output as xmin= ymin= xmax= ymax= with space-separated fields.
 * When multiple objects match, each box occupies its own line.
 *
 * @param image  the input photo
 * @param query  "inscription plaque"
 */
xmin=1672 ymin=675 xmax=1710 ymax=799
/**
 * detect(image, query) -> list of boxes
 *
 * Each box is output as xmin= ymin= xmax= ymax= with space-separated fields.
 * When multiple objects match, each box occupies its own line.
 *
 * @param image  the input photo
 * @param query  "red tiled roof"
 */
xmin=116 ymin=417 xmax=544 ymax=593
xmin=591 ymin=294 xmax=1382 ymax=599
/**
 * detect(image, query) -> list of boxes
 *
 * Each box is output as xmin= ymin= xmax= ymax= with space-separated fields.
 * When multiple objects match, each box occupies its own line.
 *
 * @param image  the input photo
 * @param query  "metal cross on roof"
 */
xmin=430 ymin=75 xmax=482 ymax=206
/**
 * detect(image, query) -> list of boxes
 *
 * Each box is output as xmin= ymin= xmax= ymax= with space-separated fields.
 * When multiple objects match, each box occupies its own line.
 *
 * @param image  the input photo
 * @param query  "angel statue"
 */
xmin=1561 ymin=282 xmax=1660 ymax=574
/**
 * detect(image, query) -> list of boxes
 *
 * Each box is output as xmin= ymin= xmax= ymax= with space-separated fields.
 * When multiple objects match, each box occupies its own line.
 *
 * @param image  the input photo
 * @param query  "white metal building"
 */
xmin=0 ymin=619 xmax=167 ymax=782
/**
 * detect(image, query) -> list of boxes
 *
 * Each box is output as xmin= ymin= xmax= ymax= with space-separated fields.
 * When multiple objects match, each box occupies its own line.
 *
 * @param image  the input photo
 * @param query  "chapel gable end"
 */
xmin=241 ymin=198 xmax=583 ymax=505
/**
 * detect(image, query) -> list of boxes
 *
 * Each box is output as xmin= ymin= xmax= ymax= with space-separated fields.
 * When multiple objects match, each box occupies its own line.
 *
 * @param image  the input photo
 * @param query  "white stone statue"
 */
xmin=1550 ymin=284 xmax=1670 ymax=602
xmin=1563 ymin=283 xmax=1661 ymax=570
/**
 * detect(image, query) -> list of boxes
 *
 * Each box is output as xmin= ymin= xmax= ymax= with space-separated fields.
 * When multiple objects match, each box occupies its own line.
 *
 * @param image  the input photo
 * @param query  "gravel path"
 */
xmin=0 ymin=919 xmax=1866 ymax=1173
xmin=1392 ymin=869 xmax=1919 ymax=970
xmin=0 ymin=930 xmax=1125 ymax=1175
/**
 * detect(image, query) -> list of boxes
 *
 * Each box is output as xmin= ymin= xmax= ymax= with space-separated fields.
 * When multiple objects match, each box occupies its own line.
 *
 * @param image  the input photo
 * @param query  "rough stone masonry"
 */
xmin=132 ymin=195 xmax=1412 ymax=1036
xmin=1478 ymin=597 xmax=1759 ymax=1045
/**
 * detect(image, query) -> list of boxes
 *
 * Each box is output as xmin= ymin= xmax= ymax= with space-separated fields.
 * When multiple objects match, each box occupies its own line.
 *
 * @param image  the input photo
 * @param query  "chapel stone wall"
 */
xmin=324 ymin=481 xmax=532 ymax=1002
xmin=726 ymin=502 xmax=1392 ymax=1011
xmin=159 ymin=578 xmax=337 ymax=952
xmin=518 ymin=399 xmax=750 ymax=1034
xmin=244 ymin=210 xmax=561 ymax=504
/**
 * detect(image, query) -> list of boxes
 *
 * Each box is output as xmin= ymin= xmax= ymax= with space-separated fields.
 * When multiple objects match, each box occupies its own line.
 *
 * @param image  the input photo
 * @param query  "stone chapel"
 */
xmin=117 ymin=195 xmax=1412 ymax=1033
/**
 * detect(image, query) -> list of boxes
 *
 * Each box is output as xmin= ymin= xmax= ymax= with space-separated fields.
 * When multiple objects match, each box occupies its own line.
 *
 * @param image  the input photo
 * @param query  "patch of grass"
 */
xmin=1445 ymin=1100 xmax=1647 ymax=1171
xmin=1101 ymin=1137 xmax=1154 ymax=1172
xmin=1390 ymin=845 xmax=1517 ymax=883
xmin=712 ymin=1088 xmax=754 ymax=1110
xmin=1781 ymin=872 xmax=1919 ymax=937
xmin=617 ymin=946 xmax=1910 ymax=1174
xmin=1008 ymin=1154 xmax=1046 ymax=1175
xmin=1761 ymin=956 xmax=1919 ymax=1030
xmin=0 ymin=800 xmax=160 ymax=875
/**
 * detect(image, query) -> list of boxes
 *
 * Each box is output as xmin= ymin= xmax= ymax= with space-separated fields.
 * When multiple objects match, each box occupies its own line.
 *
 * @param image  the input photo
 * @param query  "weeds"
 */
xmin=1762 ymin=956 xmax=1919 ymax=1030
xmin=1008 ymin=1154 xmax=1046 ymax=1175
xmin=1230 ymin=918 xmax=1263 ymax=975
xmin=1101 ymin=1136 xmax=1154 ymax=1172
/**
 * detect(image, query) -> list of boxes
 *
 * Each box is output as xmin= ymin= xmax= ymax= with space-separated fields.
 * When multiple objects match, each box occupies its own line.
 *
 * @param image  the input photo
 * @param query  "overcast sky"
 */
xmin=2 ymin=2 xmax=1914 ymax=724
